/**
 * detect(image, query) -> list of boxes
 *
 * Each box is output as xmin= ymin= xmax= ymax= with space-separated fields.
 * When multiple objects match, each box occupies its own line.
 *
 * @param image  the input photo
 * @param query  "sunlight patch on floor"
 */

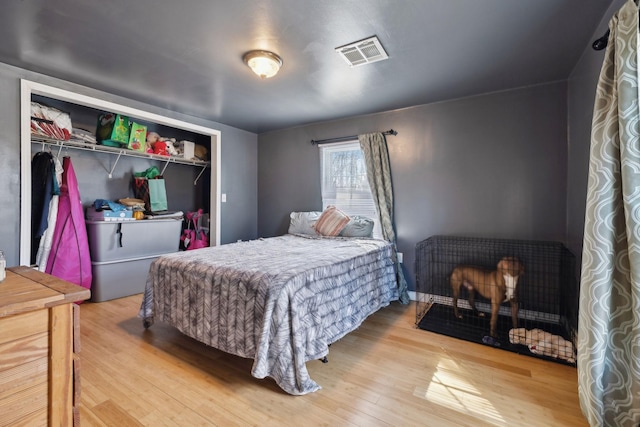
xmin=413 ymin=359 xmax=506 ymax=425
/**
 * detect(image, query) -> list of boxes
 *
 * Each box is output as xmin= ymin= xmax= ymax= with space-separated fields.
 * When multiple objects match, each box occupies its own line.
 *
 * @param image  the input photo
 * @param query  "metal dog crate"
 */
xmin=415 ymin=235 xmax=577 ymax=364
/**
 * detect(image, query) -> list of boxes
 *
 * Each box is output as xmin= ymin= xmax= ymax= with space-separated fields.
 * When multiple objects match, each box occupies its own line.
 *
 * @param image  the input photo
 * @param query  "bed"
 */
xmin=138 ymin=233 xmax=399 ymax=395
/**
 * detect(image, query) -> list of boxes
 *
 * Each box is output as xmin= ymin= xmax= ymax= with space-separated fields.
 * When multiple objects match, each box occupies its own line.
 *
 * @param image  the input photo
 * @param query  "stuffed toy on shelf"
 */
xmin=146 ymin=131 xmax=180 ymax=156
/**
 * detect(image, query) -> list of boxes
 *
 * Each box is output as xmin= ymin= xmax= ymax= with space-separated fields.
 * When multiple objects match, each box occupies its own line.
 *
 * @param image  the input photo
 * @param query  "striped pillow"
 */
xmin=314 ymin=206 xmax=350 ymax=236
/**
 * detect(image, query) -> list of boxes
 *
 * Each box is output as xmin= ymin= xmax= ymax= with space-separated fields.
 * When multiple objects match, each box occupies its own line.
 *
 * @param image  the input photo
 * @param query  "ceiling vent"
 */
xmin=335 ymin=36 xmax=389 ymax=67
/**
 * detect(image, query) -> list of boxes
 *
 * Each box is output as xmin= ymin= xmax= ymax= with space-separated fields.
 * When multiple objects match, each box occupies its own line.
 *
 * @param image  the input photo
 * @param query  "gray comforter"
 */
xmin=138 ymin=234 xmax=399 ymax=395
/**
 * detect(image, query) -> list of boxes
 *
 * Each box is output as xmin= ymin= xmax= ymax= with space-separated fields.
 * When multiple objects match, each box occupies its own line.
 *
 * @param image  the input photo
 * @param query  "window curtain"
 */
xmin=579 ymin=1 xmax=640 ymax=425
xmin=358 ymin=132 xmax=410 ymax=304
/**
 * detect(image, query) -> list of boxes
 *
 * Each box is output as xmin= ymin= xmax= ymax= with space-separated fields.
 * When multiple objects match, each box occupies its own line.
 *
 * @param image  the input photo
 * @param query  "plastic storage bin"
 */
xmin=86 ymin=218 xmax=182 ymax=302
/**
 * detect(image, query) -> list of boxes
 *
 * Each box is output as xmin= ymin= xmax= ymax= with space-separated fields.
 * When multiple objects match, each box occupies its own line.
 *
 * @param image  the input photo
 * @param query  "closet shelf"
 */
xmin=32 ymin=135 xmax=210 ymax=168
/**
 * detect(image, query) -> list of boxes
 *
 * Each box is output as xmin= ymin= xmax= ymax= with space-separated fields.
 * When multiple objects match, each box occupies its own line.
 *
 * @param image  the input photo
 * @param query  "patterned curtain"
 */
xmin=579 ymin=1 xmax=640 ymax=425
xmin=358 ymin=132 xmax=410 ymax=304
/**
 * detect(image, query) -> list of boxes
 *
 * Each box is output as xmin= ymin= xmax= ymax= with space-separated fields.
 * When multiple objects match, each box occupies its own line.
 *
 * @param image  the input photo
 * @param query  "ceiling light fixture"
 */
xmin=243 ymin=50 xmax=283 ymax=79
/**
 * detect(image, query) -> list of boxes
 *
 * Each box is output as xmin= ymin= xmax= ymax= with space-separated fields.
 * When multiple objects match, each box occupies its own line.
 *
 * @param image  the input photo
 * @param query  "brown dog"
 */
xmin=450 ymin=257 xmax=524 ymax=338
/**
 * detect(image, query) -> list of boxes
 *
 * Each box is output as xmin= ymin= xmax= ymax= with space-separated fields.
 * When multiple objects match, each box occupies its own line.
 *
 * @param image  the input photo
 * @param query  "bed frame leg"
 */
xmin=320 ymin=356 xmax=329 ymax=363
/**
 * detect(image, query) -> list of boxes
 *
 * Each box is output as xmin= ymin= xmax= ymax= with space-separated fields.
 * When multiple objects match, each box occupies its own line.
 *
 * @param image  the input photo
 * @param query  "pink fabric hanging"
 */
xmin=46 ymin=156 xmax=92 ymax=293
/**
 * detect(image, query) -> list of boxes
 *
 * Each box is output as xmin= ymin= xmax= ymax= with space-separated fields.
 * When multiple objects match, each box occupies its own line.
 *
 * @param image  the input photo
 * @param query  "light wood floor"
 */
xmin=77 ymin=294 xmax=587 ymax=426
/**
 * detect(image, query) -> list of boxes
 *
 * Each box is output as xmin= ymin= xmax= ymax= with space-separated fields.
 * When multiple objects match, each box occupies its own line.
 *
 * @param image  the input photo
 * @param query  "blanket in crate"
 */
xmin=138 ymin=233 xmax=399 ymax=395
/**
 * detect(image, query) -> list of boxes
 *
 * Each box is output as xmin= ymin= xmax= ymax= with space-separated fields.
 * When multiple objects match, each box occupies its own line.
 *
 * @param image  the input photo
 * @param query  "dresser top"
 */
xmin=0 ymin=266 xmax=90 ymax=317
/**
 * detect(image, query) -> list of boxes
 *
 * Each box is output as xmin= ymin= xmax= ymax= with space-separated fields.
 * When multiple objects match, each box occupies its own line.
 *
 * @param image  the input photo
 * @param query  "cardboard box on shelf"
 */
xmin=181 ymin=140 xmax=195 ymax=160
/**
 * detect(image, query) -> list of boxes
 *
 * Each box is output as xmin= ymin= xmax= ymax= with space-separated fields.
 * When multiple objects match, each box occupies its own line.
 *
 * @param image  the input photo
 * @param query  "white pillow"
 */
xmin=288 ymin=211 xmax=321 ymax=235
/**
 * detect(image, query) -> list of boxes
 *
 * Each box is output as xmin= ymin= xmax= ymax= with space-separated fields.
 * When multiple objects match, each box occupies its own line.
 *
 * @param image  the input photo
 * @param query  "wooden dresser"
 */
xmin=0 ymin=266 xmax=90 ymax=426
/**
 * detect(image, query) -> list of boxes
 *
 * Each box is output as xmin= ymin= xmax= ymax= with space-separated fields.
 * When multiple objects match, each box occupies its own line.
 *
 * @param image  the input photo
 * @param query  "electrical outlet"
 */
xmin=398 ymin=252 xmax=403 ymax=263
xmin=221 ymin=193 xmax=227 ymax=203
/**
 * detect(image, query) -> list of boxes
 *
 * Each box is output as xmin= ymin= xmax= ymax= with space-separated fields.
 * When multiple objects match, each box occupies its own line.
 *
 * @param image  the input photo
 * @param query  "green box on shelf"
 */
xmin=128 ymin=122 xmax=147 ymax=152
xmin=96 ymin=113 xmax=130 ymax=147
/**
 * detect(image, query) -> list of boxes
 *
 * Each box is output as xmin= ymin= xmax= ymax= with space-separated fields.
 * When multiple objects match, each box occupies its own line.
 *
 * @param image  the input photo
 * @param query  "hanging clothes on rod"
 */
xmin=35 ymin=154 xmax=63 ymax=271
xmin=30 ymin=151 xmax=59 ymax=265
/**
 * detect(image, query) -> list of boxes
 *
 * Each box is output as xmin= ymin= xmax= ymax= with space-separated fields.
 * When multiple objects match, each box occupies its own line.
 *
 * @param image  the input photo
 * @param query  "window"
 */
xmin=320 ymin=141 xmax=382 ymax=238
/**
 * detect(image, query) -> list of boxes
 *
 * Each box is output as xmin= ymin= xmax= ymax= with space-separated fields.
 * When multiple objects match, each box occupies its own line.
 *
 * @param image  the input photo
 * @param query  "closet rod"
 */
xmin=310 ymin=129 xmax=397 ymax=145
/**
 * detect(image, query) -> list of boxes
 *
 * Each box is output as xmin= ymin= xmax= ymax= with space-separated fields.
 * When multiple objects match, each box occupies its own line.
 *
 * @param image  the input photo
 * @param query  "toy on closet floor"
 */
xmin=509 ymin=328 xmax=575 ymax=363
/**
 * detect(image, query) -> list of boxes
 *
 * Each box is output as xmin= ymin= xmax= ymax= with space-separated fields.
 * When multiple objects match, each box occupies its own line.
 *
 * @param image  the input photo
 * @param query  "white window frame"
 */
xmin=319 ymin=141 xmax=382 ymax=238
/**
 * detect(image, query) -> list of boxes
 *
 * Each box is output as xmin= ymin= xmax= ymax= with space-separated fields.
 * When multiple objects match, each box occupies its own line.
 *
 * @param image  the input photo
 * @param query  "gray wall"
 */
xmin=566 ymin=0 xmax=625 ymax=267
xmin=258 ymin=82 xmax=569 ymax=291
xmin=0 ymin=61 xmax=258 ymax=267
